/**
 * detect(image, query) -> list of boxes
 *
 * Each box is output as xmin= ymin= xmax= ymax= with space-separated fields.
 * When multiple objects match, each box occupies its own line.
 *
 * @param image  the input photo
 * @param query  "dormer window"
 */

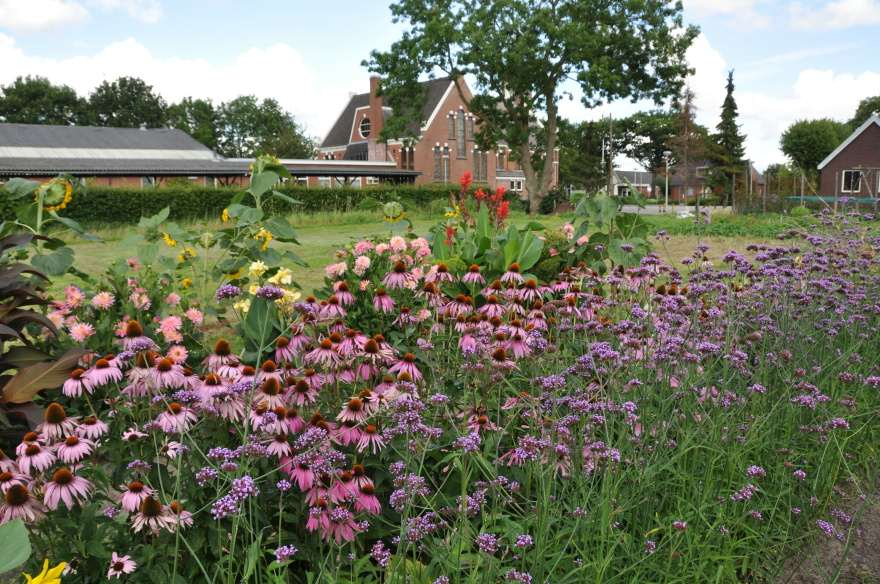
xmin=359 ymin=117 xmax=372 ymax=139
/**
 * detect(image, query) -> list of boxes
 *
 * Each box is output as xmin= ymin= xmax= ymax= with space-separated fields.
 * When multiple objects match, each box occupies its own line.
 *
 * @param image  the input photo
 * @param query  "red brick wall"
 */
xmin=820 ymin=123 xmax=880 ymax=196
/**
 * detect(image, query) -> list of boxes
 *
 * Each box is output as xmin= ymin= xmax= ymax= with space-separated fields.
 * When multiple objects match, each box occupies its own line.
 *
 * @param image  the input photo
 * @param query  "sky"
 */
xmin=0 ymin=0 xmax=877 ymax=170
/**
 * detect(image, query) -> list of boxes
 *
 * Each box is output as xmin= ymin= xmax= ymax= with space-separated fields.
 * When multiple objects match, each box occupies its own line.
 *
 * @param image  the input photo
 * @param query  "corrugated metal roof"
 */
xmin=0 ymin=123 xmax=211 ymax=151
xmin=0 ymin=158 xmax=249 ymax=176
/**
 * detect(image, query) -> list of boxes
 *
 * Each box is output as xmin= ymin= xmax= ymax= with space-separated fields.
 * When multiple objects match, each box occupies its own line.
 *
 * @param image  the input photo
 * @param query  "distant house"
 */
xmin=319 ymin=75 xmax=558 ymax=194
xmin=818 ymin=115 xmax=880 ymax=198
xmin=605 ymin=170 xmax=654 ymax=197
xmin=0 ymin=123 xmax=250 ymax=187
xmin=659 ymin=160 xmax=764 ymax=203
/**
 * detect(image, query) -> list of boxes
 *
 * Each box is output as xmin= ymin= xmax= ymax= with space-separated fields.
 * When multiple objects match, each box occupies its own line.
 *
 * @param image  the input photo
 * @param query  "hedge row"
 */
xmin=0 ymin=184 xmax=461 ymax=225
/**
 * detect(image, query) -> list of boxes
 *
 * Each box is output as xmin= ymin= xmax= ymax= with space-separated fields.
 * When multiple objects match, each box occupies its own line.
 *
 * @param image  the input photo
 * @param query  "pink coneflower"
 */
xmin=274 ymin=336 xmax=296 ymax=364
xmin=334 ymin=421 xmax=362 ymax=446
xmin=121 ymin=320 xmax=155 ymax=351
xmin=478 ymin=295 xmax=505 ymax=319
xmin=333 ymin=281 xmax=355 ymax=306
xmin=462 ymin=264 xmax=485 ymax=285
xmin=57 ymin=435 xmax=94 ymax=464
xmin=445 ymin=294 xmax=474 ymax=318
xmin=372 ymin=288 xmax=395 ymax=313
xmin=44 ymin=467 xmax=92 ymax=510
xmin=91 ymin=291 xmax=115 ymax=310
xmin=267 ymin=434 xmax=293 ymax=458
xmin=288 ymin=324 xmax=311 ymax=354
xmin=151 ymin=358 xmax=185 ymax=389
xmin=320 ymin=296 xmax=347 ymax=320
xmin=62 ymin=368 xmax=90 ymax=398
xmin=256 ymin=359 xmax=282 ymax=384
xmin=203 ymin=339 xmax=234 ymax=371
xmin=0 ymin=449 xmax=16 ymax=473
xmin=256 ymin=378 xmax=286 ymax=409
xmin=38 ymin=403 xmax=77 ymax=441
xmin=336 ymin=398 xmax=369 ymax=424
xmin=1 ymin=483 xmax=45 ymax=523
xmin=107 ymin=552 xmax=137 ymax=579
xmin=121 ymin=427 xmax=148 ymax=443
xmin=337 ymin=328 xmax=367 ymax=358
xmin=389 ymin=353 xmax=423 ymax=382
xmin=166 ymin=345 xmax=189 ymax=364
xmin=357 ymin=424 xmax=386 ymax=454
xmin=68 ymin=321 xmax=95 ymax=343
xmin=84 ymin=357 xmax=123 ymax=389
xmin=489 ymin=347 xmax=517 ymax=370
xmin=121 ymin=481 xmax=153 ymax=512
xmin=506 ymin=332 xmax=531 ymax=359
xmin=0 ymin=470 xmax=29 ymax=494
xmin=169 ymin=500 xmax=193 ymax=529
xmin=354 ymin=482 xmax=381 ymax=515
xmin=288 ymin=461 xmax=315 ymax=491
xmin=468 ymin=413 xmax=499 ymax=434
xmin=131 ymin=496 xmax=174 ymax=533
xmin=156 ymin=402 xmax=197 ymax=434
xmin=501 ymin=263 xmax=524 ymax=284
xmin=217 ymin=358 xmax=244 ymax=381
xmin=75 ymin=416 xmax=109 ymax=440
xmin=426 ymin=263 xmax=455 ymax=284
xmin=518 ymin=279 xmax=542 ymax=303
xmin=305 ymin=339 xmax=340 ymax=367
xmin=289 ymin=377 xmax=319 ymax=406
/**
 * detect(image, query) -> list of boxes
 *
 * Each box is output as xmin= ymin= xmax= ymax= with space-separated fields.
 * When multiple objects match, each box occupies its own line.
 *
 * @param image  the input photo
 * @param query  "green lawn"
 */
xmin=57 ymin=210 xmax=779 ymax=296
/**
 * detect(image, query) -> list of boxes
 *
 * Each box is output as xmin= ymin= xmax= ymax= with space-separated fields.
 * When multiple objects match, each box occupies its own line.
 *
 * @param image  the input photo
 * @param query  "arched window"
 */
xmin=359 ymin=117 xmax=371 ymax=139
xmin=456 ymin=113 xmax=466 ymax=158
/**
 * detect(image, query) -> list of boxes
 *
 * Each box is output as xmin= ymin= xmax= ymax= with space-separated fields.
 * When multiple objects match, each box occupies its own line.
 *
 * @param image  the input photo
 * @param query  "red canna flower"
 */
xmin=445 ymin=225 xmax=457 ymax=247
xmin=474 ymin=188 xmax=487 ymax=201
xmin=497 ymin=200 xmax=510 ymax=222
xmin=460 ymin=172 xmax=473 ymax=191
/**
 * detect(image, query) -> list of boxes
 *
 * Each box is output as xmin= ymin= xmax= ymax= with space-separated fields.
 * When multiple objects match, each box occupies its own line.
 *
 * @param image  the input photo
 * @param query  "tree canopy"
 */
xmin=365 ymin=0 xmax=698 ymax=212
xmin=0 ymin=76 xmax=86 ymax=125
xmin=0 ymin=75 xmax=315 ymax=158
xmin=849 ymin=96 xmax=880 ymax=129
xmin=780 ymin=119 xmax=851 ymax=172
xmin=86 ymin=76 xmax=168 ymax=128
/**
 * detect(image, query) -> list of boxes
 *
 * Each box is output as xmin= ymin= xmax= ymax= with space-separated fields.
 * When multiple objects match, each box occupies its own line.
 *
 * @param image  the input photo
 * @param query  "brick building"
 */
xmin=319 ymin=76 xmax=558 ymax=194
xmin=818 ymin=115 xmax=880 ymax=198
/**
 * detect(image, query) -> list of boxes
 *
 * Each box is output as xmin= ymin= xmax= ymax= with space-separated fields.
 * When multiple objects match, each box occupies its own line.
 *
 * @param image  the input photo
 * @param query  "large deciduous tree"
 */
xmin=780 ymin=119 xmax=851 ymax=175
xmin=217 ymin=96 xmax=314 ymax=159
xmin=849 ymin=95 xmax=880 ymax=129
xmin=620 ymin=110 xmax=678 ymax=175
xmin=87 ymin=76 xmax=167 ymax=128
xmin=666 ymin=87 xmax=709 ymax=213
xmin=556 ymin=118 xmax=621 ymax=192
xmin=0 ymin=76 xmax=87 ymax=125
xmin=166 ymin=97 xmax=220 ymax=150
xmin=365 ymin=0 xmax=698 ymax=213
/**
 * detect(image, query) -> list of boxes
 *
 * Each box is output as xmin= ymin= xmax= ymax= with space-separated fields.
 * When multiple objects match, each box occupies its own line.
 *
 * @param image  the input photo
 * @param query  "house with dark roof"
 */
xmin=818 ymin=115 xmax=880 ymax=198
xmin=0 ymin=123 xmax=250 ymax=188
xmin=319 ymin=75 xmax=557 ymax=194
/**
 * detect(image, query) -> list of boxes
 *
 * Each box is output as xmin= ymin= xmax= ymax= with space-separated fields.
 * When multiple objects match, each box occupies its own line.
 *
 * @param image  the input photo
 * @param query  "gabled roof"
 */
xmin=614 ymin=170 xmax=654 ymax=185
xmin=0 ymin=123 xmax=210 ymax=151
xmin=320 ymin=77 xmax=454 ymax=149
xmin=818 ymin=115 xmax=880 ymax=170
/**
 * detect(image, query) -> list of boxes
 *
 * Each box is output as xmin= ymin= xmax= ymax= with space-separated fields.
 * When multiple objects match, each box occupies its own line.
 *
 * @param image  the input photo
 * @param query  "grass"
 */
xmin=55 ymin=207 xmax=810 ymax=298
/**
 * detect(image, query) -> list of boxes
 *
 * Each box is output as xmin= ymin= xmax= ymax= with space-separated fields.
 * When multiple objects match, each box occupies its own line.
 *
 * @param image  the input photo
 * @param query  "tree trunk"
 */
xmin=519 ymin=97 xmax=558 ymax=215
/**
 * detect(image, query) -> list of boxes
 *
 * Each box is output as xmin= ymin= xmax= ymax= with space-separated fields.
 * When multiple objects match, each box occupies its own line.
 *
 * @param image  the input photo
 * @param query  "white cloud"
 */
xmin=89 ymin=0 xmax=162 ymax=24
xmin=0 ymin=0 xmax=88 ymax=31
xmin=683 ymin=0 xmax=769 ymax=26
xmin=0 ymin=34 xmax=351 ymax=137
xmin=789 ymin=0 xmax=880 ymax=29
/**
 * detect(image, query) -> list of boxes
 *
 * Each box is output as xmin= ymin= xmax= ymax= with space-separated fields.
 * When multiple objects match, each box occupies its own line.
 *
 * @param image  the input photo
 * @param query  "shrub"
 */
xmin=0 ymin=183 xmax=462 ymax=226
xmin=789 ymin=205 xmax=811 ymax=218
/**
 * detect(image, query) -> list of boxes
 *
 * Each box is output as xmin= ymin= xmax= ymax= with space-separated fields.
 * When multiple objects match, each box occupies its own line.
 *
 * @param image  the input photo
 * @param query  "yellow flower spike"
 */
xmin=221 ymin=208 xmax=230 ymax=223
xmin=23 ymin=559 xmax=66 ymax=584
xmin=162 ymin=232 xmax=177 ymax=248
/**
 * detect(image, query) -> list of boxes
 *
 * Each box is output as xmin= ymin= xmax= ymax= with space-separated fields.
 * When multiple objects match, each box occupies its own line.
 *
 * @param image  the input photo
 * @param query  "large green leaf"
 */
xmin=138 ymin=207 xmax=170 ymax=230
xmin=270 ymin=190 xmax=302 ymax=206
xmin=264 ymin=216 xmax=298 ymax=241
xmin=228 ymin=204 xmax=263 ymax=226
xmin=516 ymin=230 xmax=544 ymax=271
xmin=49 ymin=213 xmax=101 ymax=241
xmin=2 ymin=178 xmax=38 ymax=200
xmin=475 ymin=205 xmax=491 ymax=240
xmin=248 ymin=170 xmax=280 ymax=199
xmin=0 ymin=519 xmax=31 ymax=573
xmin=502 ymin=225 xmax=521 ymax=267
xmin=31 ymin=246 xmax=75 ymax=277
xmin=2 ymin=347 xmax=87 ymax=404
xmin=243 ymin=297 xmax=276 ymax=352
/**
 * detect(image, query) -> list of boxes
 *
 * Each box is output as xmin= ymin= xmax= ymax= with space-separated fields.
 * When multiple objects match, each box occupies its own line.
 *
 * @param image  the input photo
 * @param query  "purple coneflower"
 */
xmin=121 ymin=320 xmax=155 ymax=351
xmin=203 ymin=339 xmax=235 ymax=372
xmin=39 ymin=402 xmax=78 ymax=440
xmin=382 ymin=261 xmax=413 ymax=289
xmin=462 ymin=264 xmax=485 ymax=285
xmin=84 ymin=357 xmax=123 ymax=389
xmin=156 ymin=402 xmax=197 ymax=434
xmin=107 ymin=552 xmax=137 ymax=579
xmin=0 ymin=470 xmax=29 ymax=494
xmin=62 ymin=368 xmax=90 ymax=397
xmin=501 ymin=263 xmax=523 ymax=285
xmin=357 ymin=424 xmax=386 ymax=454
xmin=44 ymin=467 xmax=92 ymax=510
xmin=120 ymin=480 xmax=153 ymax=512
xmin=389 ymin=353 xmax=423 ymax=382
xmin=131 ymin=495 xmax=174 ymax=533
xmin=17 ymin=442 xmax=56 ymax=476
xmin=305 ymin=339 xmax=340 ymax=367
xmin=1 ymin=483 xmax=45 ymax=524
xmin=274 ymin=336 xmax=296 ymax=363
xmin=57 ymin=435 xmax=94 ymax=464
xmin=151 ymin=357 xmax=185 ymax=389
xmin=373 ymin=288 xmax=395 ymax=313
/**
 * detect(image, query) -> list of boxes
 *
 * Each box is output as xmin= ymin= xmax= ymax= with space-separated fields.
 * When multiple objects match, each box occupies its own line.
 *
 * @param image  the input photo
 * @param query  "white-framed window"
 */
xmin=510 ymin=179 xmax=523 ymax=192
xmin=141 ymin=176 xmax=156 ymax=188
xmin=842 ymin=170 xmax=862 ymax=193
xmin=366 ymin=176 xmax=380 ymax=185
xmin=359 ymin=117 xmax=371 ymax=139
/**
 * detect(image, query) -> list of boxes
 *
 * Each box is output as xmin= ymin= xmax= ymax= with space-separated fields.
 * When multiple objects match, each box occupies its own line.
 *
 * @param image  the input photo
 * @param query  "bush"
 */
xmin=0 ymin=183 xmax=463 ymax=225
xmin=789 ymin=205 xmax=811 ymax=218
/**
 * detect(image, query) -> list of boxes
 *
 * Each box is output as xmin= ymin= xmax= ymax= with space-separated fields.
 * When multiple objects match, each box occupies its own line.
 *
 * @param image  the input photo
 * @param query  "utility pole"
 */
xmin=606 ymin=116 xmax=614 ymax=198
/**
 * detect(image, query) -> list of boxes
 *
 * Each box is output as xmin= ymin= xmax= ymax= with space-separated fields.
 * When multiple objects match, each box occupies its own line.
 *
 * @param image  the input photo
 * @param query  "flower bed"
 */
xmin=1 ymin=172 xmax=878 ymax=582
